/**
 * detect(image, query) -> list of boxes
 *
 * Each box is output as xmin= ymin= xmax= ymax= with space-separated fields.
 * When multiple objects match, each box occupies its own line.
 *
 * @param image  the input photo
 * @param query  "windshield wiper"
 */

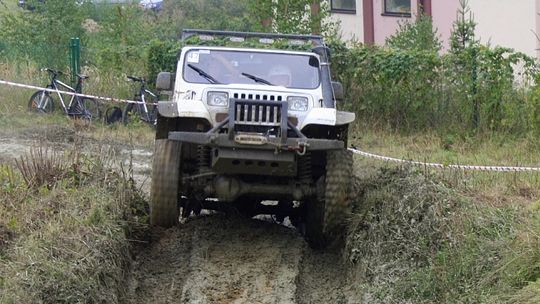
xmin=188 ymin=64 xmax=220 ymax=84
xmin=241 ymin=72 xmax=273 ymax=85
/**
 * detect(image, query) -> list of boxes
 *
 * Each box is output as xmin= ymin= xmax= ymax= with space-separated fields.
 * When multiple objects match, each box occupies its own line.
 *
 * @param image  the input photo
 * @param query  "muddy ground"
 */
xmin=0 ymin=126 xmax=361 ymax=304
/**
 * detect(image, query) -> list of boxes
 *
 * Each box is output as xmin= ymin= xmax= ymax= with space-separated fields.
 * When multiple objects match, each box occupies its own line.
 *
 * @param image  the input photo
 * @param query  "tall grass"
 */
xmin=347 ymin=167 xmax=540 ymax=303
xmin=0 ymin=145 xmax=147 ymax=303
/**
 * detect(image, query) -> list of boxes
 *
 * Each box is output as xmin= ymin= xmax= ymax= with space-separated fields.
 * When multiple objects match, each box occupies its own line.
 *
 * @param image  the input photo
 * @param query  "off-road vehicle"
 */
xmin=152 ymin=29 xmax=355 ymax=247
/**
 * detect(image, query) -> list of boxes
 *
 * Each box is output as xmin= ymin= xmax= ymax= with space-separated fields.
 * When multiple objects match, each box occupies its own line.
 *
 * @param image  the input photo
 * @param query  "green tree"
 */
xmin=0 ymin=0 xmax=89 ymax=67
xmin=156 ymin=0 xmax=256 ymax=39
xmin=248 ymin=0 xmax=337 ymax=36
xmin=386 ymin=14 xmax=441 ymax=52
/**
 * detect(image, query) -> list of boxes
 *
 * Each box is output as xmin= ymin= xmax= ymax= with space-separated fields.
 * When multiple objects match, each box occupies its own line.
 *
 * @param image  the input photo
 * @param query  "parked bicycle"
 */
xmin=28 ymin=68 xmax=101 ymax=120
xmin=122 ymin=76 xmax=158 ymax=126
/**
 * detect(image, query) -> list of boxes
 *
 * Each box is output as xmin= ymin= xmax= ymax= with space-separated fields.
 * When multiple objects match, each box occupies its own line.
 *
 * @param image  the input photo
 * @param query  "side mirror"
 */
xmin=156 ymin=72 xmax=175 ymax=91
xmin=311 ymin=46 xmax=331 ymax=62
xmin=332 ymin=81 xmax=344 ymax=101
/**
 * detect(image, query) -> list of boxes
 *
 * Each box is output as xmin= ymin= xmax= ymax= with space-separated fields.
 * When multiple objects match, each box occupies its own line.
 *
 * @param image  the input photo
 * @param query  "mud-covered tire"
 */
xmin=305 ymin=149 xmax=353 ymax=248
xmin=150 ymin=139 xmax=182 ymax=227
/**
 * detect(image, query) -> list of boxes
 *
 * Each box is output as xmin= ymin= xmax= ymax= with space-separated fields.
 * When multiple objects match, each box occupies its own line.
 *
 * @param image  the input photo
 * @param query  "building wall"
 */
xmin=431 ymin=0 xmax=460 ymax=51
xmin=469 ymin=0 xmax=536 ymax=58
xmin=330 ymin=0 xmax=539 ymax=60
xmin=372 ymin=0 xmax=419 ymax=45
xmin=329 ymin=0 xmax=364 ymax=42
xmin=537 ymin=0 xmax=540 ymax=59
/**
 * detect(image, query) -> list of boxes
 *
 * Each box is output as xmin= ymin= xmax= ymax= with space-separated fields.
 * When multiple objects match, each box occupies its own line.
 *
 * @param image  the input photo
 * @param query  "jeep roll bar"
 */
xmin=181 ymin=29 xmax=325 ymax=46
xmin=181 ymin=29 xmax=335 ymax=109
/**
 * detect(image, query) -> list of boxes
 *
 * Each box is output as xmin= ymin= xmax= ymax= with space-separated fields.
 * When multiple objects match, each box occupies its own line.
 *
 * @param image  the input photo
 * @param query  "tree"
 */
xmin=0 ymin=0 xmax=89 ymax=67
xmin=386 ymin=14 xmax=441 ymax=52
xmin=248 ymin=0 xmax=336 ymax=36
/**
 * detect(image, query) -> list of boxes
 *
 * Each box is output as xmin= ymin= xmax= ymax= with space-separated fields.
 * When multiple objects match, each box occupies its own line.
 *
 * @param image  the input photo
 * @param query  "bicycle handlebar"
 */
xmin=41 ymin=68 xmax=63 ymax=77
xmin=127 ymin=75 xmax=145 ymax=83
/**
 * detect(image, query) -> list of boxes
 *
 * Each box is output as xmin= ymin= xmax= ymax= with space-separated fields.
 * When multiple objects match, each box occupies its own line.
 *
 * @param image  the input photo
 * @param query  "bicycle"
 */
xmin=122 ymin=76 xmax=158 ymax=126
xmin=28 ymin=68 xmax=101 ymax=120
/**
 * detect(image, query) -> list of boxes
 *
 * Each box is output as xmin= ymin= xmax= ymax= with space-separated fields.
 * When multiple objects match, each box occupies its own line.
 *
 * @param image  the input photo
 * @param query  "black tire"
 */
xmin=104 ymin=106 xmax=123 ymax=125
xmin=122 ymin=102 xmax=139 ymax=125
xmin=304 ymin=149 xmax=353 ymax=248
xmin=150 ymin=139 xmax=182 ymax=227
xmin=28 ymin=91 xmax=54 ymax=113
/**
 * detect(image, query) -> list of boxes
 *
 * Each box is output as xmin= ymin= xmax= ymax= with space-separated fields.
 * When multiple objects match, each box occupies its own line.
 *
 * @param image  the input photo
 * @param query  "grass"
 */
xmin=0 ymin=62 xmax=155 ymax=148
xmin=0 ymin=146 xmax=148 ymax=303
xmin=349 ymin=122 xmax=540 ymax=203
xmin=2 ymin=60 xmax=539 ymax=303
xmin=347 ymin=167 xmax=540 ymax=303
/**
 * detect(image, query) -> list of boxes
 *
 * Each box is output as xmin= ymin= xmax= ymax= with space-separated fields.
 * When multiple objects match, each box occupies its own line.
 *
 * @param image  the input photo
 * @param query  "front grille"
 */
xmin=234 ymin=102 xmax=281 ymax=126
xmin=232 ymin=92 xmax=284 ymax=102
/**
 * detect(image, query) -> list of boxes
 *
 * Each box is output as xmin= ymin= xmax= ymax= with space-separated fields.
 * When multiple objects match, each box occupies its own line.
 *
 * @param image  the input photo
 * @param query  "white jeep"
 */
xmin=152 ymin=30 xmax=355 ymax=247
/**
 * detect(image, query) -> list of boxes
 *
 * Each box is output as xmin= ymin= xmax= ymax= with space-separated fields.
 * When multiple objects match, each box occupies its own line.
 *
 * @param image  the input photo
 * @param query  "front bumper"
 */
xmin=168 ymin=131 xmax=344 ymax=151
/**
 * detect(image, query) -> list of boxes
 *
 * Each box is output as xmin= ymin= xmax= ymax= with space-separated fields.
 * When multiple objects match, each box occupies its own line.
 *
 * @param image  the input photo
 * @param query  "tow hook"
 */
xmin=290 ymin=142 xmax=309 ymax=156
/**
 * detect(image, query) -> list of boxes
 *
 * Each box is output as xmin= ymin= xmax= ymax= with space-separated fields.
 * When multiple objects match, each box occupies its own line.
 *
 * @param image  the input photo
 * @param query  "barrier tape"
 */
xmin=2 ymin=79 xmax=539 ymax=172
xmin=348 ymin=148 xmax=540 ymax=172
xmin=0 ymin=79 xmax=154 ymax=105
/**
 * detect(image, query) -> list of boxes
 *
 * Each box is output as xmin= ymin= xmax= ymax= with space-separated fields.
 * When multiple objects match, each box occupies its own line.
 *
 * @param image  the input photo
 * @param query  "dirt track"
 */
xmin=0 ymin=129 xmax=358 ymax=304
xmin=124 ymin=214 xmax=351 ymax=304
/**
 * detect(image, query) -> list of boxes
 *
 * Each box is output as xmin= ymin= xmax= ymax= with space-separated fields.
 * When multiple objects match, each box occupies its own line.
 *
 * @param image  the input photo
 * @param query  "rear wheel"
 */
xmin=304 ymin=149 xmax=353 ymax=248
xmin=28 ymin=91 xmax=54 ymax=113
xmin=82 ymin=98 xmax=101 ymax=121
xmin=122 ymin=102 xmax=137 ymax=125
xmin=150 ymin=139 xmax=182 ymax=227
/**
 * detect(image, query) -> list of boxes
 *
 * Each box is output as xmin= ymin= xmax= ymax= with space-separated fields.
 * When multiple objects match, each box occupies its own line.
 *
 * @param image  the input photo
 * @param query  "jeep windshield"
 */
xmin=182 ymin=49 xmax=320 ymax=89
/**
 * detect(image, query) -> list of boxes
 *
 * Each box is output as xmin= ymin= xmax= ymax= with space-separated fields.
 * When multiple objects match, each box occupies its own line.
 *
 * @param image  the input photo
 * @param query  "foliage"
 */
xmin=386 ymin=14 xmax=442 ymax=52
xmin=158 ymin=0 xmax=256 ymax=37
xmin=0 ymin=0 xmax=89 ymax=68
xmin=329 ymin=2 xmax=539 ymax=133
xmin=248 ymin=0 xmax=338 ymax=36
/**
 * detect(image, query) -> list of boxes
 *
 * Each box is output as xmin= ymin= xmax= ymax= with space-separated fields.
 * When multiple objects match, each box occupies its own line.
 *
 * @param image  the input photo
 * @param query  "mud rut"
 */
xmin=0 ymin=131 xmax=356 ymax=304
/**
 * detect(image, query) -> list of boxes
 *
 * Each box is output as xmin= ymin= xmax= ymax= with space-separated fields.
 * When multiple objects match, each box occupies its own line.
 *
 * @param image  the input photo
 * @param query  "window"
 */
xmin=183 ymin=49 xmax=320 ymax=89
xmin=331 ymin=0 xmax=356 ymax=13
xmin=384 ymin=0 xmax=411 ymax=16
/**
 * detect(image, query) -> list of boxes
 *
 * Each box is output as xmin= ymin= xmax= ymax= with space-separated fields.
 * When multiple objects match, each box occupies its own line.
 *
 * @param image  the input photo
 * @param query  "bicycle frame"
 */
xmin=139 ymin=88 xmax=157 ymax=123
xmin=50 ymin=79 xmax=78 ymax=114
xmin=35 ymin=72 xmax=77 ymax=114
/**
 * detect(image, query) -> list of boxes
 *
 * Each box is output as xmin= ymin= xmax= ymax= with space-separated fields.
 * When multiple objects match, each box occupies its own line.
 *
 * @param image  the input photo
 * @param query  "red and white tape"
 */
xmin=0 ymin=79 xmax=153 ymax=105
xmin=349 ymin=148 xmax=540 ymax=172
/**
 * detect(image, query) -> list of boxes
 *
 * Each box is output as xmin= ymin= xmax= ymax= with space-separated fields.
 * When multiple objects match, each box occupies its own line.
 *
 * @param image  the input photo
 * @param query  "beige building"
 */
xmin=329 ymin=0 xmax=540 ymax=59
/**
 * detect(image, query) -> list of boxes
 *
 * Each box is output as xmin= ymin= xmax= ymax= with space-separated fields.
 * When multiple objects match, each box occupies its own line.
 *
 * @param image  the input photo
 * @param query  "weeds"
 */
xmin=14 ymin=146 xmax=68 ymax=189
xmin=348 ymin=167 xmax=540 ymax=303
xmin=0 ymin=144 xmax=148 ymax=303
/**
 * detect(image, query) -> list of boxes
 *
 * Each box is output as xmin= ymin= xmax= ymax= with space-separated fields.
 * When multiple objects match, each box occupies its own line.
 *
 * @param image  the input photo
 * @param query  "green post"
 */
xmin=69 ymin=37 xmax=81 ymax=90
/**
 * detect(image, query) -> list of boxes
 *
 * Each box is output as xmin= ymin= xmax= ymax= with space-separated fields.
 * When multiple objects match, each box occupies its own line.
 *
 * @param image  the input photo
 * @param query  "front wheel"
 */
xmin=304 ymin=149 xmax=353 ymax=248
xmin=28 ymin=91 xmax=54 ymax=113
xmin=150 ymin=139 xmax=182 ymax=227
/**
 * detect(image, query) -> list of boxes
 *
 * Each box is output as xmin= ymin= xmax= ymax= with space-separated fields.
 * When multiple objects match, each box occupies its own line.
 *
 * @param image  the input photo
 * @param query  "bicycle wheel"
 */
xmin=68 ymin=97 xmax=100 ymax=120
xmin=28 ymin=91 xmax=54 ymax=113
xmin=122 ymin=102 xmax=141 ymax=125
xmin=82 ymin=98 xmax=101 ymax=121
xmin=104 ymin=106 xmax=123 ymax=125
